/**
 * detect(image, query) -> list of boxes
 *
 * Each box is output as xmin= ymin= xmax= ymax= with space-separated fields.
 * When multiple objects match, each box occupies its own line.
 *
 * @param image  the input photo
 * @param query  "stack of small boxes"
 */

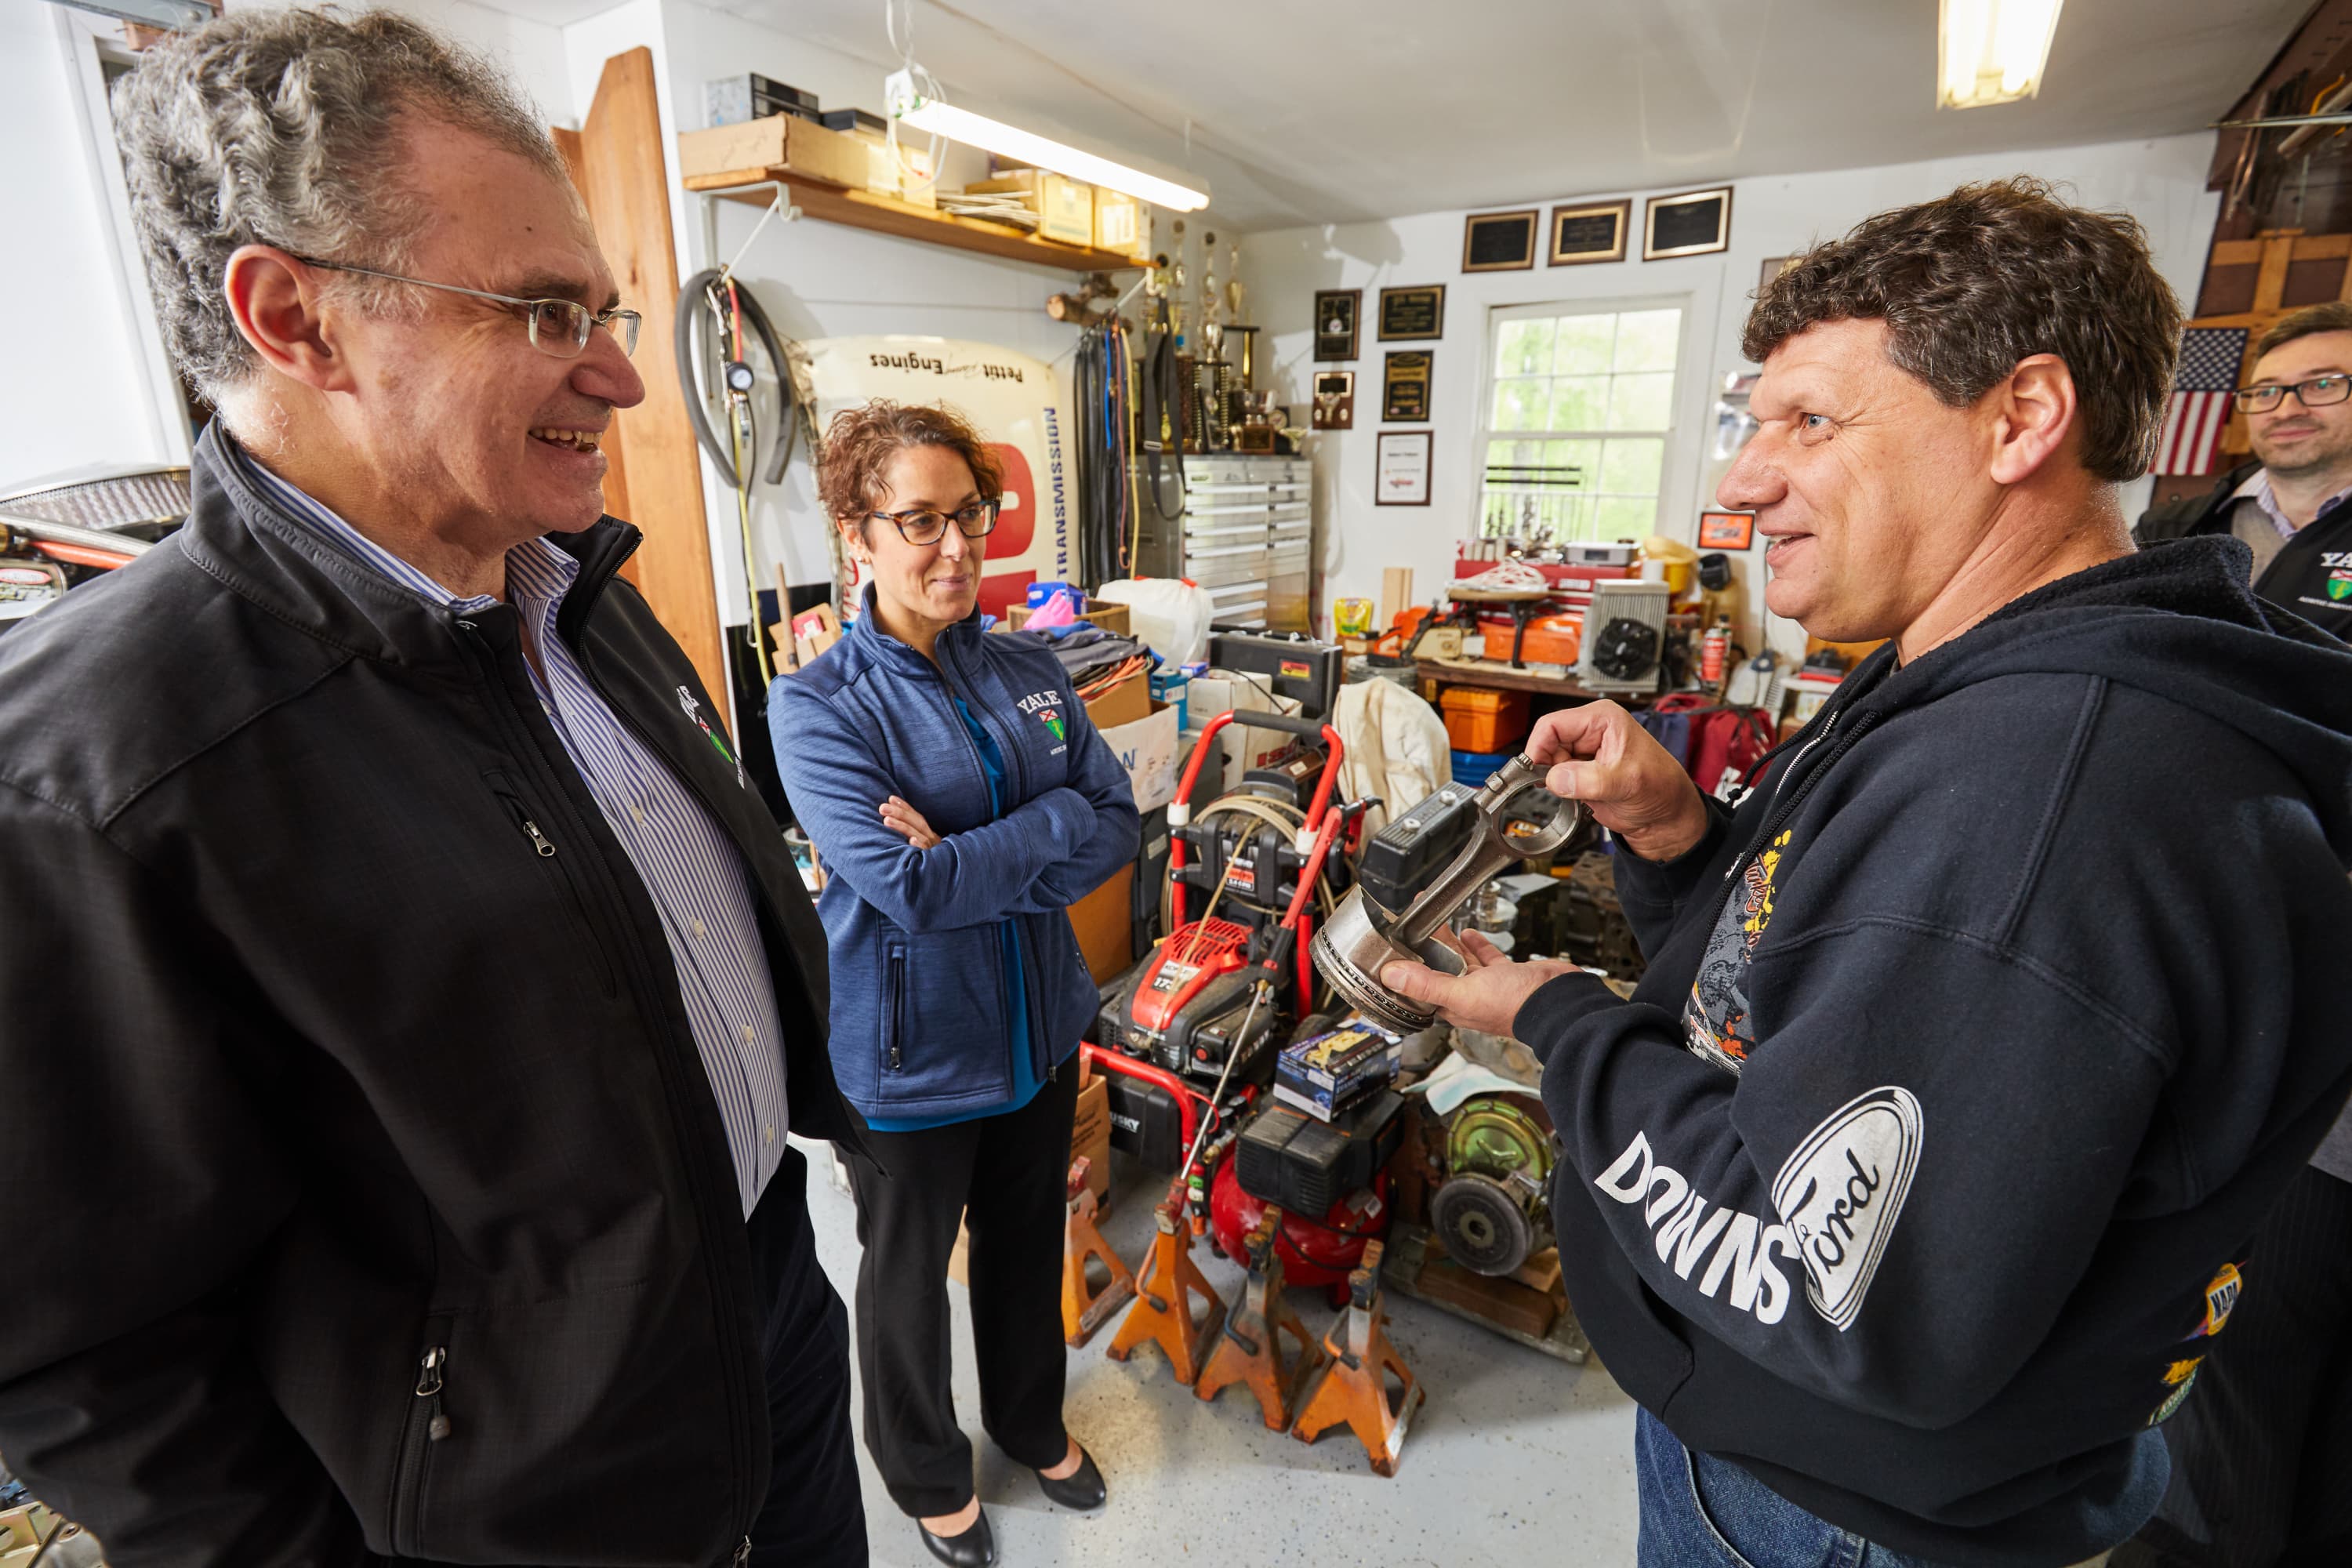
xmin=1275 ymin=1020 xmax=1403 ymax=1123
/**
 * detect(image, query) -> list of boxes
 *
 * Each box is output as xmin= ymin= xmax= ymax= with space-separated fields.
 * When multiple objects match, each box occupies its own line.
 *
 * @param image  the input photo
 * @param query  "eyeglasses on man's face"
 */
xmin=867 ymin=499 xmax=1003 ymax=546
xmin=293 ymin=256 xmax=641 ymax=359
xmin=2232 ymin=374 xmax=2352 ymax=415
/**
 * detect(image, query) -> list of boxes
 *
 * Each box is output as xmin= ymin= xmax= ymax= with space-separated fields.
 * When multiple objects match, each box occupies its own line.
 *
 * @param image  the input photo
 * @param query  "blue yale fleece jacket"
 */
xmin=769 ymin=591 xmax=1139 ymax=1123
xmin=1516 ymin=537 xmax=2352 ymax=1567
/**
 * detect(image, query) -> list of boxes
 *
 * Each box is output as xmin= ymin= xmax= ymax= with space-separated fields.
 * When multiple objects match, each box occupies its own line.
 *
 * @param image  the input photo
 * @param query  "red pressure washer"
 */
xmin=1087 ymin=708 xmax=1370 ymax=1237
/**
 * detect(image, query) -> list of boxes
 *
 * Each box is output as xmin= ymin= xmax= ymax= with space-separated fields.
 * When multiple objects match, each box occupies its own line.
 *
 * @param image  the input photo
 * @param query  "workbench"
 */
xmin=1413 ymin=657 xmax=1642 ymax=706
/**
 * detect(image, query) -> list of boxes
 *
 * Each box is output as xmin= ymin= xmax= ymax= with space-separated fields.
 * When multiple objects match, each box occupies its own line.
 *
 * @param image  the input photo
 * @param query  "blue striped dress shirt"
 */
xmin=234 ymin=443 xmax=789 ymax=1215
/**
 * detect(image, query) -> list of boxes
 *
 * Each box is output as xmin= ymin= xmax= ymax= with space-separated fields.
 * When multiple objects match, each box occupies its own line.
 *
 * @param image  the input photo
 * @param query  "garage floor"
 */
xmin=800 ymin=1144 xmax=1642 ymax=1567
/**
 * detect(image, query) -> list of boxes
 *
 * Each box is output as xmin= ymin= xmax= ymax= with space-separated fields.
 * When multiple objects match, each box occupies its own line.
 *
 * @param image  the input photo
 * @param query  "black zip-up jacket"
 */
xmin=0 ymin=426 xmax=869 ymax=1566
xmin=2135 ymin=459 xmax=2352 ymax=640
xmin=1515 ymin=538 xmax=2352 ymax=1566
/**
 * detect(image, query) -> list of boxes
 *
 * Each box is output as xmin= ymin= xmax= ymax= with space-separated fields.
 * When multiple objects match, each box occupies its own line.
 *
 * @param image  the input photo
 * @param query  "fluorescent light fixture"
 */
xmin=1938 ymin=0 xmax=2064 ymax=109
xmin=886 ymin=70 xmax=1208 ymax=212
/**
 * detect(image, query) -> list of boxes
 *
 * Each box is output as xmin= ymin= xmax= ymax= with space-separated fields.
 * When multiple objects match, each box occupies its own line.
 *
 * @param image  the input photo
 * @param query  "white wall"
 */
xmin=0 ymin=5 xmax=183 ymax=487
xmin=1240 ymin=133 xmax=2222 ymax=655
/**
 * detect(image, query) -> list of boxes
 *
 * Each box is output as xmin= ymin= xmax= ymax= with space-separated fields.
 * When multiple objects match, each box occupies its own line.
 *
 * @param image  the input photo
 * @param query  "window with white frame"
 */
xmin=1476 ymin=302 xmax=1682 ymax=544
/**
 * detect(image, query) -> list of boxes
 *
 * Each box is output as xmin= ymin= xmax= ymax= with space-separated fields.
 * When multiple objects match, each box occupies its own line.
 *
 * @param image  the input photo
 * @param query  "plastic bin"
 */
xmin=1451 ymin=747 xmax=1515 ymax=788
xmin=1440 ymin=686 xmax=1532 ymax=753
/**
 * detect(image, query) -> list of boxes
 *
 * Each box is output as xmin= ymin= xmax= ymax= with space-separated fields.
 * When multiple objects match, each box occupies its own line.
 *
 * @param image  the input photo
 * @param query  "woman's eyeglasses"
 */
xmin=867 ymin=499 xmax=1002 ymax=546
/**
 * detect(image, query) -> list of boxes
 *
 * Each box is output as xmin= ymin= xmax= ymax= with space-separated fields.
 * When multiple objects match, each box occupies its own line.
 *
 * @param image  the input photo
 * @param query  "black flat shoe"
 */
xmin=918 ymin=1507 xmax=995 ymax=1568
xmin=1036 ymin=1444 xmax=1106 ymax=1511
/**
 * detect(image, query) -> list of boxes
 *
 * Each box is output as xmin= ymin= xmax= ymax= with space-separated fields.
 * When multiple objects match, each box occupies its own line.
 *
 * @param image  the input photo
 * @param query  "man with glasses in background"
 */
xmin=2139 ymin=302 xmax=2352 ymax=638
xmin=2123 ymin=301 xmax=2352 ymax=1564
xmin=0 ymin=11 xmax=869 ymax=1566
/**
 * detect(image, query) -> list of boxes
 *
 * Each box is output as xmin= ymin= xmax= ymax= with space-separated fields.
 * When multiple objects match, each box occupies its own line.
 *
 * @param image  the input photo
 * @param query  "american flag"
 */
xmin=2153 ymin=326 xmax=2249 ymax=476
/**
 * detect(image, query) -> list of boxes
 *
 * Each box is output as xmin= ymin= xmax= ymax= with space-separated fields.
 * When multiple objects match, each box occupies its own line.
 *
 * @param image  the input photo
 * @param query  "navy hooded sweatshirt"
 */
xmin=1515 ymin=536 xmax=2352 ymax=1566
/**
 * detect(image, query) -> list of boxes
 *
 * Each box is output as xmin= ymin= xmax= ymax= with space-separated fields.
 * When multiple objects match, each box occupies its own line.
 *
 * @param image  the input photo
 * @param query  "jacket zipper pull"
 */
xmin=734 ymin=1536 xmax=752 ymax=1566
xmin=415 ymin=1345 xmax=452 ymax=1441
xmin=520 ymin=818 xmax=557 ymax=858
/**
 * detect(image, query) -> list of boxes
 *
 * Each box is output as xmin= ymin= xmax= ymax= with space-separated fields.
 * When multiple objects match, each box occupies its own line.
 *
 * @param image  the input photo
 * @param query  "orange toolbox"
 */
xmin=1439 ymin=686 xmax=1532 ymax=753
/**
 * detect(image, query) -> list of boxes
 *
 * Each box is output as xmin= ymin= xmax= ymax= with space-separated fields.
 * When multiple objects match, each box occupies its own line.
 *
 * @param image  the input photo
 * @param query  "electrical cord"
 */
xmin=675 ymin=267 xmax=794 ymax=486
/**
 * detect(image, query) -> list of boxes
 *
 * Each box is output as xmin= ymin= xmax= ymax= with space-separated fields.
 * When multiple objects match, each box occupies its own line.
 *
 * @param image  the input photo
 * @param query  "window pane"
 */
xmin=1552 ymin=314 xmax=1615 ymax=376
xmin=1552 ymin=492 xmax=1597 ymax=542
xmin=1595 ymin=495 xmax=1658 ymax=539
xmin=1606 ymin=371 xmax=1675 ymax=431
xmin=1485 ymin=438 xmax=1538 ymax=473
xmin=1497 ymin=318 xmax=1555 ymax=377
xmin=1548 ymin=376 xmax=1608 ymax=431
xmin=1493 ymin=376 xmax=1549 ymax=431
xmin=1599 ymin=437 xmax=1664 ymax=495
xmin=1613 ymin=309 xmax=1681 ymax=372
xmin=1546 ymin=438 xmax=1601 ymax=492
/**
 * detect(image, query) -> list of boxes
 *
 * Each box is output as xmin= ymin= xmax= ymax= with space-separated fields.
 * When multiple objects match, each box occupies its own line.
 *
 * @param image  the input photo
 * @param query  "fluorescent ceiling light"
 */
xmin=1938 ymin=0 xmax=2064 ymax=110
xmin=886 ymin=70 xmax=1208 ymax=212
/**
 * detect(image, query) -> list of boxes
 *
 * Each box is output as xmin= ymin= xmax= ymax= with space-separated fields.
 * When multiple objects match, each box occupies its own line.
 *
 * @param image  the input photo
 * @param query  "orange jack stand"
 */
xmin=1105 ymin=1190 xmax=1225 ymax=1385
xmin=1292 ymin=1240 xmax=1425 ymax=1476
xmin=1061 ymin=1158 xmax=1134 ymax=1347
xmin=1195 ymin=1207 xmax=1324 ymax=1430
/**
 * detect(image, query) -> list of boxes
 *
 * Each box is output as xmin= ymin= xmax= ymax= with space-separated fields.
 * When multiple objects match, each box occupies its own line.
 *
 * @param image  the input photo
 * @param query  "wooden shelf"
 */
xmin=684 ymin=169 xmax=1145 ymax=273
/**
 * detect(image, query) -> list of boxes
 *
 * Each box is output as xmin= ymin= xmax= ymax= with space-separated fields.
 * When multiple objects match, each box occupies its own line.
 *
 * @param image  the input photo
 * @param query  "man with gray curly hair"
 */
xmin=0 ymin=10 xmax=869 ymax=1566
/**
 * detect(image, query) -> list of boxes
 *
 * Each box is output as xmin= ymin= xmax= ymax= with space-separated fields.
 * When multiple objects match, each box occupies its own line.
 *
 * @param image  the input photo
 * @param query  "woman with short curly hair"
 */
xmin=771 ymin=400 xmax=1138 ymax=1566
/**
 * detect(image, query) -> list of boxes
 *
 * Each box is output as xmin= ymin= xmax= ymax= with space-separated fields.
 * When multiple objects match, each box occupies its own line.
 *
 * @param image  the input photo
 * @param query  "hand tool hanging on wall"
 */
xmin=676 ymin=256 xmax=799 ymax=684
xmin=1136 ymin=285 xmax=1185 ymax=523
xmin=1071 ymin=310 xmax=1136 ymax=587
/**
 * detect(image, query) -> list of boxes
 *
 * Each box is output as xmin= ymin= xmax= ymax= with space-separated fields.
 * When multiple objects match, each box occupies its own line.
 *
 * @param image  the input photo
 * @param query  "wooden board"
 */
xmin=687 ymin=169 xmax=1143 ymax=273
xmin=576 ymin=49 xmax=730 ymax=728
xmin=552 ymin=123 xmax=637 ymax=582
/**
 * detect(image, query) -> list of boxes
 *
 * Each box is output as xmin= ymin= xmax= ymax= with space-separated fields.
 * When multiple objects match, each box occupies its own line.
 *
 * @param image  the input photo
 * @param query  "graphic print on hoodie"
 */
xmin=1515 ymin=535 xmax=2352 ymax=1567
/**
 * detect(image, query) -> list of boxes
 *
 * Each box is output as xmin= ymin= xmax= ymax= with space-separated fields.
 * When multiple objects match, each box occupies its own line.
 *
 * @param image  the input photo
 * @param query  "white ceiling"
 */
xmin=514 ymin=0 xmax=2310 ymax=231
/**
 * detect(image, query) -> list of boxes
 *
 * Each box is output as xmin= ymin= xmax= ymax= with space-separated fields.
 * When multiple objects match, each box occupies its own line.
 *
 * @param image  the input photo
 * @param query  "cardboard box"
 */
xmin=1098 ymin=701 xmax=1180 ymax=813
xmin=966 ymin=169 xmax=1095 ymax=246
xmin=1000 ymin=597 xmax=1131 ymax=637
xmin=948 ymin=1072 xmax=1111 ymax=1284
xmin=1069 ymin=860 xmax=1136 ymax=984
xmin=1082 ymin=666 xmax=1150 ymax=729
xmin=1093 ymin=189 xmax=1150 ymax=260
xmin=1071 ymin=1073 xmax=1110 ymax=1202
xmin=1185 ymin=674 xmax=1304 ymax=778
xmin=678 ymin=112 xmax=868 ymax=191
xmin=1275 ymin=1022 xmax=1403 ymax=1121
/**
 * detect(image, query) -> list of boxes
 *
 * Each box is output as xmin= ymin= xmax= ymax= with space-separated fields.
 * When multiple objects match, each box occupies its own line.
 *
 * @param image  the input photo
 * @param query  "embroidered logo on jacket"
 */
xmin=677 ymin=685 xmax=746 ymax=789
xmin=1015 ymin=688 xmax=1067 ymax=740
xmin=1769 ymin=1087 xmax=1924 ymax=1332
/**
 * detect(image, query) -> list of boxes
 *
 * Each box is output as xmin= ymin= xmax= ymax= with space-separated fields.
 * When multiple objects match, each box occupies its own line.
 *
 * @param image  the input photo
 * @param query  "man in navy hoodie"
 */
xmin=1385 ymin=179 xmax=2352 ymax=1567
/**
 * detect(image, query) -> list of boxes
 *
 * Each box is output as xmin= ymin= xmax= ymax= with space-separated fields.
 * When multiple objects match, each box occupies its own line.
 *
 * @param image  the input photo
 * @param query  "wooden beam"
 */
xmin=2254 ymin=233 xmax=2296 ymax=312
xmin=576 ymin=49 xmax=729 ymax=728
xmin=684 ymin=169 xmax=1143 ymax=273
xmin=553 ymin=124 xmax=639 ymax=587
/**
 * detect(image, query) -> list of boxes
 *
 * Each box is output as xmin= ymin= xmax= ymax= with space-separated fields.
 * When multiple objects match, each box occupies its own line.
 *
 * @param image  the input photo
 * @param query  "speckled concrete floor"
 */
xmin=797 ymin=1143 xmax=1641 ymax=1568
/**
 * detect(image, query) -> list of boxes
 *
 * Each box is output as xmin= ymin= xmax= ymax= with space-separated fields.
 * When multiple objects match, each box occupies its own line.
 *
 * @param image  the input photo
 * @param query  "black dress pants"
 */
xmin=2117 ymin=1164 xmax=2352 ymax=1568
xmin=843 ymin=1064 xmax=1080 ymax=1518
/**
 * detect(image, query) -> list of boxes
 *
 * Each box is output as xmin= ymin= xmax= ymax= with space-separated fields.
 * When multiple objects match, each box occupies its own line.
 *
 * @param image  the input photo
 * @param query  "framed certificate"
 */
xmin=1313 ymin=288 xmax=1361 ymax=361
xmin=1463 ymin=209 xmax=1540 ymax=272
xmin=1378 ymin=285 xmax=1446 ymax=341
xmin=1645 ymin=187 xmax=1733 ymax=260
xmin=1551 ymin=198 xmax=1632 ymax=266
xmin=1376 ymin=431 xmax=1432 ymax=506
xmin=1381 ymin=350 xmax=1433 ymax=422
xmin=1311 ymin=369 xmax=1356 ymax=430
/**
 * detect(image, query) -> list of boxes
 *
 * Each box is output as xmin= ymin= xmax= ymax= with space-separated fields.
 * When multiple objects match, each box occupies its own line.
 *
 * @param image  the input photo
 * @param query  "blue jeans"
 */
xmin=1635 ymin=1406 xmax=1944 ymax=1568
